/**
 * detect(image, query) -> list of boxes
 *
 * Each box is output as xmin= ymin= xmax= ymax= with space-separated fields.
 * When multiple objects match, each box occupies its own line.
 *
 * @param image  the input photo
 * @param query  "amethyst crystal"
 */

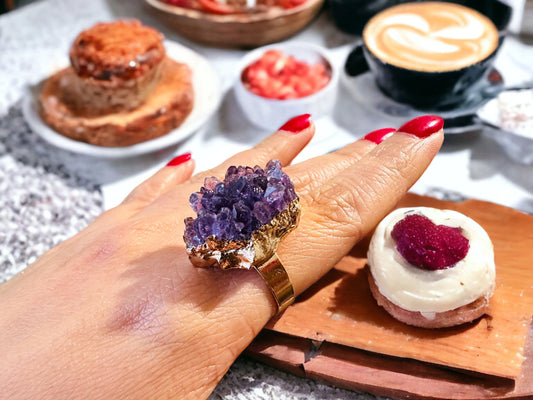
xmin=184 ymin=160 xmax=297 ymax=247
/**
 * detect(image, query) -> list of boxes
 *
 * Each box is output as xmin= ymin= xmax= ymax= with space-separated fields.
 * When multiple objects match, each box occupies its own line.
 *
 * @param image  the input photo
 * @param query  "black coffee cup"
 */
xmin=344 ymin=0 xmax=512 ymax=110
xmin=330 ymin=0 xmax=401 ymax=35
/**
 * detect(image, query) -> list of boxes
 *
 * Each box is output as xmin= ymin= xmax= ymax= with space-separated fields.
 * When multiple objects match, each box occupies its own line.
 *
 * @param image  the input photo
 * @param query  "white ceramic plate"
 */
xmin=22 ymin=40 xmax=222 ymax=158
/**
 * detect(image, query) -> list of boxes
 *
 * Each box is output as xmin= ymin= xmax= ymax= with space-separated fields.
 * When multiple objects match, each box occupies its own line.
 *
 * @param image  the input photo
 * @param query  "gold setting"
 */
xmin=187 ymin=198 xmax=300 ymax=270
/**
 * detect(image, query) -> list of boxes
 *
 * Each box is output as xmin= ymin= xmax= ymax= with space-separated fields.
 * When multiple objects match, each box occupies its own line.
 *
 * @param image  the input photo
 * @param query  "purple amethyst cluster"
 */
xmin=184 ymin=160 xmax=297 ymax=247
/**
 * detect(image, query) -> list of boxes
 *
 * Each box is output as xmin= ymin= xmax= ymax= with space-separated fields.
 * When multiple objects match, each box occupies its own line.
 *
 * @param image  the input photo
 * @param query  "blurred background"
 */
xmin=2 ymin=0 xmax=533 ymax=40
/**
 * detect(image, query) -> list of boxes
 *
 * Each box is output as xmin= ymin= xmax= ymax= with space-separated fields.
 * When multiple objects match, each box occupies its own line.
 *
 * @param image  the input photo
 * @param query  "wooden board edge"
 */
xmin=246 ymin=326 xmax=533 ymax=400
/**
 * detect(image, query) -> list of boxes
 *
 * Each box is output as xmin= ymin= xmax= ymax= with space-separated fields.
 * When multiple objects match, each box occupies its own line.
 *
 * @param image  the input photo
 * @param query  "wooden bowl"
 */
xmin=144 ymin=0 xmax=325 ymax=48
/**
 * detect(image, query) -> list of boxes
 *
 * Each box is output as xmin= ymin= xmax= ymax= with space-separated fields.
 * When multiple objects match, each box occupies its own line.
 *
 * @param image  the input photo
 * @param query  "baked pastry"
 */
xmin=367 ymin=207 xmax=496 ymax=328
xmin=38 ymin=20 xmax=194 ymax=147
xmin=69 ymin=20 xmax=166 ymax=115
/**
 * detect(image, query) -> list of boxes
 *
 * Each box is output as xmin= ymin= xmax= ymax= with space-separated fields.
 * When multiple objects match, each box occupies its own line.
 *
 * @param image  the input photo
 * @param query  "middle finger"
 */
xmin=289 ymin=127 xmax=396 ymax=197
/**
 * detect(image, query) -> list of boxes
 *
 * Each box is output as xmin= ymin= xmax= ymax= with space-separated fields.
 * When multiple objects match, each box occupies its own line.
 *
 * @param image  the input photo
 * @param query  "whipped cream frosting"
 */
xmin=368 ymin=207 xmax=495 ymax=313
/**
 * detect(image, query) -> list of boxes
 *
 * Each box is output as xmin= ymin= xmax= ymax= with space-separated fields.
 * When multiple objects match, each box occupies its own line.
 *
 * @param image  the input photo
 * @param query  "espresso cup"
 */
xmin=345 ymin=0 xmax=511 ymax=109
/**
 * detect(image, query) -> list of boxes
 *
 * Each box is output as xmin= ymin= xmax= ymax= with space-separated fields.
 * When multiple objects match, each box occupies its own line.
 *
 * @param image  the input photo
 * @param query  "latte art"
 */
xmin=364 ymin=2 xmax=499 ymax=72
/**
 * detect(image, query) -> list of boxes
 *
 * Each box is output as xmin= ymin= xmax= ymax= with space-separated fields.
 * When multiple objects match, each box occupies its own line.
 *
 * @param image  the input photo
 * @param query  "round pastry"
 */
xmin=68 ymin=20 xmax=166 ymax=115
xmin=367 ymin=207 xmax=495 ymax=329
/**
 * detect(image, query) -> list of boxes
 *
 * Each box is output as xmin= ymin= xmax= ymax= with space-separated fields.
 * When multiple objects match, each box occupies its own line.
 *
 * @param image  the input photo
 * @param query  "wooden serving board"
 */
xmin=246 ymin=193 xmax=533 ymax=399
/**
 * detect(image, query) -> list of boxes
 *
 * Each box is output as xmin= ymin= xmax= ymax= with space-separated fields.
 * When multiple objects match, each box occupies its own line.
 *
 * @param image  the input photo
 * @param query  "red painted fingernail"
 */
xmin=398 ymin=115 xmax=444 ymax=139
xmin=363 ymin=127 xmax=396 ymax=144
xmin=279 ymin=113 xmax=311 ymax=133
xmin=166 ymin=152 xmax=191 ymax=166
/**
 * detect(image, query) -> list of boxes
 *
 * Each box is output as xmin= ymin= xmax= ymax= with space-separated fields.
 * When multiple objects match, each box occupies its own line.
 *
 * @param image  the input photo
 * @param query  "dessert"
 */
xmin=38 ymin=20 xmax=194 ymax=147
xmin=68 ymin=20 xmax=166 ymax=115
xmin=497 ymin=89 xmax=533 ymax=137
xmin=242 ymin=49 xmax=330 ymax=100
xmin=367 ymin=207 xmax=496 ymax=328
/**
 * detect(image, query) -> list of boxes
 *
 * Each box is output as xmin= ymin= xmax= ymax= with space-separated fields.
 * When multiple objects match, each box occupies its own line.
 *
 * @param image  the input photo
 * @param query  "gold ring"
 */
xmin=183 ymin=159 xmax=300 ymax=314
xmin=255 ymin=253 xmax=294 ymax=314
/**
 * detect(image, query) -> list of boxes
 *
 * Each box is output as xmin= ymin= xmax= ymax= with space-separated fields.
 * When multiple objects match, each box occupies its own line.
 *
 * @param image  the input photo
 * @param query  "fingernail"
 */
xmin=363 ymin=127 xmax=396 ymax=144
xmin=279 ymin=113 xmax=311 ymax=133
xmin=166 ymin=152 xmax=191 ymax=166
xmin=398 ymin=115 xmax=444 ymax=139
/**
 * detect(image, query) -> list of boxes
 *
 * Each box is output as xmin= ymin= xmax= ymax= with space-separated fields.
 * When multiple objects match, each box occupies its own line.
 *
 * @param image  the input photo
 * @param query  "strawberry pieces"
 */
xmin=242 ymin=49 xmax=330 ymax=100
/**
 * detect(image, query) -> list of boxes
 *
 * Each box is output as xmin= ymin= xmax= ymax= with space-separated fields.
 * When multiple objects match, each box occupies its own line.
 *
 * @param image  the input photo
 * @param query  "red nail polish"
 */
xmin=166 ymin=152 xmax=191 ymax=166
xmin=398 ymin=115 xmax=444 ymax=139
xmin=279 ymin=113 xmax=311 ymax=133
xmin=363 ymin=127 xmax=396 ymax=144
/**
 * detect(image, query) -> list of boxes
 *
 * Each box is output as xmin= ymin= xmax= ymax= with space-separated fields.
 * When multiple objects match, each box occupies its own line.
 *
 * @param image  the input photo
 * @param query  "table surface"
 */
xmin=1 ymin=0 xmax=533 ymax=399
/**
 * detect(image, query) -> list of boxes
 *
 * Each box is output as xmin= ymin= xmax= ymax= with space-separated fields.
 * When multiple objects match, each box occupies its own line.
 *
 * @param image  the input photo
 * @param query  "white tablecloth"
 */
xmin=1 ymin=0 xmax=533 ymax=398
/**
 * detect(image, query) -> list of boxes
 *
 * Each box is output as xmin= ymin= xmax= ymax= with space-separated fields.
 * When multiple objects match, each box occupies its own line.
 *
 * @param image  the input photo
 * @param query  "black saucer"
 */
xmin=342 ymin=67 xmax=505 ymax=134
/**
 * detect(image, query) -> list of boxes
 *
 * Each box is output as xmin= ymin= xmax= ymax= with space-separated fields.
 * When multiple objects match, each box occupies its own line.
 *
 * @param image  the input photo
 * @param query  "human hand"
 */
xmin=0 ymin=114 xmax=443 ymax=399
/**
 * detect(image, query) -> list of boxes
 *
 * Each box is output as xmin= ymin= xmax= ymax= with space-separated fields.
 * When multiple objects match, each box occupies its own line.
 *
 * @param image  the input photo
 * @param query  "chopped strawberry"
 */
xmin=242 ymin=49 xmax=330 ymax=100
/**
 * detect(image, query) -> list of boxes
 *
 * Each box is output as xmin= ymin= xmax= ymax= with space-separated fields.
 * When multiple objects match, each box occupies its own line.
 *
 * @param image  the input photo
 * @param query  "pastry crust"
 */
xmin=38 ymin=57 xmax=194 ymax=147
xmin=368 ymin=271 xmax=490 ymax=328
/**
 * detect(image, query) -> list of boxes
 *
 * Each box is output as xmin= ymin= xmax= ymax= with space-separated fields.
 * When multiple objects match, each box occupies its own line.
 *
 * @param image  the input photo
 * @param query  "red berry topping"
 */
xmin=391 ymin=214 xmax=469 ymax=270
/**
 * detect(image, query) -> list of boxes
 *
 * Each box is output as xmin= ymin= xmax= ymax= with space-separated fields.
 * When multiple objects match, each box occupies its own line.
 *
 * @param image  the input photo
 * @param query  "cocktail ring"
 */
xmin=183 ymin=159 xmax=300 ymax=314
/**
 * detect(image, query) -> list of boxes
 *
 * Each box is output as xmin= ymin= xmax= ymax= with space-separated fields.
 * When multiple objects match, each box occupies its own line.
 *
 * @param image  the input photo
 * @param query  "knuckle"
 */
xmin=311 ymin=183 xmax=364 ymax=237
xmin=375 ymin=145 xmax=418 ymax=180
xmin=255 ymin=141 xmax=283 ymax=163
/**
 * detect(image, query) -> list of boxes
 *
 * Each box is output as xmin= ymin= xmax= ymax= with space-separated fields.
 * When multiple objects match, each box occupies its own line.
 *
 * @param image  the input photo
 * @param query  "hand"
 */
xmin=0 ymin=114 xmax=443 ymax=399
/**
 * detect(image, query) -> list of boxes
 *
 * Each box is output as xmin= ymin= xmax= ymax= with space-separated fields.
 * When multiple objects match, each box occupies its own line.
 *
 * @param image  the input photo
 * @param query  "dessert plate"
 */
xmin=22 ymin=40 xmax=222 ymax=158
xmin=341 ymin=68 xmax=505 ymax=135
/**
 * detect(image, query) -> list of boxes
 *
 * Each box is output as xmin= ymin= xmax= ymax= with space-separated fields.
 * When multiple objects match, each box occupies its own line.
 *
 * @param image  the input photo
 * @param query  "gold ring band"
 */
xmin=255 ymin=253 xmax=294 ymax=314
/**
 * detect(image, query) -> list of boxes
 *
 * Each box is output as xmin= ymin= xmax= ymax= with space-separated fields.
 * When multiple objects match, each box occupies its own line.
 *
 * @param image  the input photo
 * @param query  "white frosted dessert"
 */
xmin=367 ymin=207 xmax=495 ymax=328
xmin=498 ymin=89 xmax=533 ymax=137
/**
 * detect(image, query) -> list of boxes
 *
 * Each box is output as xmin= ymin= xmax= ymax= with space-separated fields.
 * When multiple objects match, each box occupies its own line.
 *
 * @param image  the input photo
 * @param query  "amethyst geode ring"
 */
xmin=183 ymin=160 xmax=300 ymax=270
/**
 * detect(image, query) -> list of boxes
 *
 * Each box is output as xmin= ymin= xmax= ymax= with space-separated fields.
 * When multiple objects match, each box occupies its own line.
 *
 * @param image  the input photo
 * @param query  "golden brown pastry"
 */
xmin=68 ymin=20 xmax=166 ymax=115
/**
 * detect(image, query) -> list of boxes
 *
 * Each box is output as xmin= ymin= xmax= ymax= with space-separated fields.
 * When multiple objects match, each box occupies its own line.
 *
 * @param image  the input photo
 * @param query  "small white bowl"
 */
xmin=234 ymin=42 xmax=339 ymax=131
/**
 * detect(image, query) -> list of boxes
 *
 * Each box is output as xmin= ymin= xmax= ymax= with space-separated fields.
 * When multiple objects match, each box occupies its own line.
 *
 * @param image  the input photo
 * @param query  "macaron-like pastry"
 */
xmin=367 ymin=207 xmax=496 ymax=328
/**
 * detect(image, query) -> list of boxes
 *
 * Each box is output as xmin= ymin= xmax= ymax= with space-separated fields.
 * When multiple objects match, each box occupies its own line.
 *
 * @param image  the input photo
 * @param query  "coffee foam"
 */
xmin=364 ymin=2 xmax=499 ymax=72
